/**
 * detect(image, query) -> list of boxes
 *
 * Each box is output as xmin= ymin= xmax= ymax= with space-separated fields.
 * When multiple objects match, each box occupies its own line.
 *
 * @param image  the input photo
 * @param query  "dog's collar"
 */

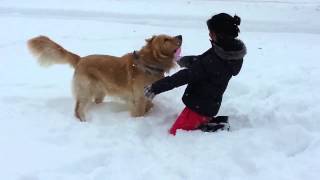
xmin=132 ymin=51 xmax=164 ymax=75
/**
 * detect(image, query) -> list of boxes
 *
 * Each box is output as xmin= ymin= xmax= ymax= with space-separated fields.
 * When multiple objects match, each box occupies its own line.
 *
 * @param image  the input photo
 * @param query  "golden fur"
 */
xmin=27 ymin=35 xmax=182 ymax=121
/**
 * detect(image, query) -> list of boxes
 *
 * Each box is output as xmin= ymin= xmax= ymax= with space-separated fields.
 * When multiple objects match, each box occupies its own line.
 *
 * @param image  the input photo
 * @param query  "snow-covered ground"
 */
xmin=1 ymin=0 xmax=320 ymax=179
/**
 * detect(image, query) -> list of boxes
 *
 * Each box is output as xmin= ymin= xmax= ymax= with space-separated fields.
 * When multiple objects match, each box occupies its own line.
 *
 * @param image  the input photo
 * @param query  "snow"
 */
xmin=1 ymin=0 xmax=320 ymax=180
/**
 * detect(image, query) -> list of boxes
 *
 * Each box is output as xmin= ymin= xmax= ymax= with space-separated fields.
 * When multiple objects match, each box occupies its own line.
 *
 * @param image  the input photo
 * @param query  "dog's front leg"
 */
xmin=130 ymin=96 xmax=147 ymax=117
xmin=145 ymin=100 xmax=153 ymax=113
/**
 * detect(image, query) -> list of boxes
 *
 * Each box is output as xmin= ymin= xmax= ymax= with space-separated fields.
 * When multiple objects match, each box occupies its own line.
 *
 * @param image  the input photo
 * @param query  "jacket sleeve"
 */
xmin=150 ymin=59 xmax=207 ymax=95
xmin=177 ymin=56 xmax=198 ymax=68
xmin=177 ymin=49 xmax=211 ymax=68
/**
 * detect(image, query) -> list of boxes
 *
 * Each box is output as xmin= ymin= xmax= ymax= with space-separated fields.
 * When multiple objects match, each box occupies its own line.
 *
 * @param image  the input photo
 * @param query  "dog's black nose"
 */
xmin=175 ymin=35 xmax=182 ymax=41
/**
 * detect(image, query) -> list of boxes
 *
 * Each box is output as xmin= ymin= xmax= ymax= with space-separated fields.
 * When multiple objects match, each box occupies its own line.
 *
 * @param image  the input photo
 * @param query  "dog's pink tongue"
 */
xmin=174 ymin=47 xmax=182 ymax=60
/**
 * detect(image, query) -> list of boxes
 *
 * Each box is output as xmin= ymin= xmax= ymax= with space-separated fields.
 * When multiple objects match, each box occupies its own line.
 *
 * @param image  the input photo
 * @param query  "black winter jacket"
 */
xmin=150 ymin=39 xmax=247 ymax=117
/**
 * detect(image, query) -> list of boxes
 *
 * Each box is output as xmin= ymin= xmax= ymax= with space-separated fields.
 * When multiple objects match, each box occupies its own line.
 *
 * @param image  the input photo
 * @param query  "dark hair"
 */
xmin=207 ymin=13 xmax=241 ymax=39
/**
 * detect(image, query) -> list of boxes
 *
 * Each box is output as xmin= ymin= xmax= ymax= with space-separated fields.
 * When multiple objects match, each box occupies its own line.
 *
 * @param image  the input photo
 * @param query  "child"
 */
xmin=144 ymin=13 xmax=247 ymax=135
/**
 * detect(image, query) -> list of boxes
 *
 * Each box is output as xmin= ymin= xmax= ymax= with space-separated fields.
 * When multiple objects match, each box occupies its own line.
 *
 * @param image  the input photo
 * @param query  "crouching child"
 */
xmin=144 ymin=13 xmax=247 ymax=135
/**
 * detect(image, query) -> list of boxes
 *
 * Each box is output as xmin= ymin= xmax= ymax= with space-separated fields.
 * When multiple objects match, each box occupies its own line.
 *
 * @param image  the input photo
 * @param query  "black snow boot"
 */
xmin=198 ymin=116 xmax=230 ymax=132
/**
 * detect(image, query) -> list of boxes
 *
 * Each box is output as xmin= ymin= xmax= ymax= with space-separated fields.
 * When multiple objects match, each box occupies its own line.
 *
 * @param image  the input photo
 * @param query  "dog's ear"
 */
xmin=145 ymin=35 xmax=156 ymax=43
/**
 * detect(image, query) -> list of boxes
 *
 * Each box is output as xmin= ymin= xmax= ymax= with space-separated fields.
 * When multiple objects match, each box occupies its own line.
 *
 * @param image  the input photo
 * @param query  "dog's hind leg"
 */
xmin=75 ymin=100 xmax=90 ymax=121
xmin=94 ymin=91 xmax=105 ymax=104
xmin=72 ymin=74 xmax=94 ymax=121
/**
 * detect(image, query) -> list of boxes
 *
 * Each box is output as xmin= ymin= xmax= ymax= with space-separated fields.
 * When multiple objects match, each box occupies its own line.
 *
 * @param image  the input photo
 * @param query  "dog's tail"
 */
xmin=27 ymin=36 xmax=80 ymax=68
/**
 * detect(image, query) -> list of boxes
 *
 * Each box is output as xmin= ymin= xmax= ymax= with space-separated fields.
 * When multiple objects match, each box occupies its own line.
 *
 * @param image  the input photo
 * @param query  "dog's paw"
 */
xmin=94 ymin=98 xmax=104 ymax=104
xmin=75 ymin=112 xmax=86 ymax=122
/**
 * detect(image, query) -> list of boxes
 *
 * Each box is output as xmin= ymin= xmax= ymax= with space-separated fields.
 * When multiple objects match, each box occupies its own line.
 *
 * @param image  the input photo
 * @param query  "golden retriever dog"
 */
xmin=27 ymin=35 xmax=182 ymax=121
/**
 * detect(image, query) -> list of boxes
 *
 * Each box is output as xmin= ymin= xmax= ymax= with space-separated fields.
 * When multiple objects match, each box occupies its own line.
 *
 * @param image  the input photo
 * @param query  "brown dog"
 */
xmin=27 ymin=35 xmax=182 ymax=121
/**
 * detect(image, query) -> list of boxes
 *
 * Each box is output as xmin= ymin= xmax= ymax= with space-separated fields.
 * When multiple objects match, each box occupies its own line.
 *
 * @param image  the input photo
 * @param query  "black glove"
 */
xmin=144 ymin=85 xmax=156 ymax=100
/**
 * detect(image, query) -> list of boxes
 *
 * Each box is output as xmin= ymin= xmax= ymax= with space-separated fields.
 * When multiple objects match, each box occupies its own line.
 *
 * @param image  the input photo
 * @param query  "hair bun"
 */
xmin=233 ymin=15 xmax=241 ymax=26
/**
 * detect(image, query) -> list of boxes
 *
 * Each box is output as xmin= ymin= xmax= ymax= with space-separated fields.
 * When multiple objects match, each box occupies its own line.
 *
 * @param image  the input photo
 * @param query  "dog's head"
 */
xmin=141 ymin=34 xmax=182 ymax=72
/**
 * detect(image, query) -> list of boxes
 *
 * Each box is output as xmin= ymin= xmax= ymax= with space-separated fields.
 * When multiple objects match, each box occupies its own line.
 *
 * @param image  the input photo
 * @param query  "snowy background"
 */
xmin=1 ymin=0 xmax=320 ymax=179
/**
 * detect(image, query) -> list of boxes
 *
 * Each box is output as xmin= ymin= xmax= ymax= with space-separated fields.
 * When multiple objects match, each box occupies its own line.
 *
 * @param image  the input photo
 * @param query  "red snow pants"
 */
xmin=169 ymin=107 xmax=209 ymax=135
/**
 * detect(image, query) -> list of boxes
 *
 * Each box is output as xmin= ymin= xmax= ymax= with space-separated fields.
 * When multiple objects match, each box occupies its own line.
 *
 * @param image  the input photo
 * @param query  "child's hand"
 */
xmin=144 ymin=85 xmax=156 ymax=100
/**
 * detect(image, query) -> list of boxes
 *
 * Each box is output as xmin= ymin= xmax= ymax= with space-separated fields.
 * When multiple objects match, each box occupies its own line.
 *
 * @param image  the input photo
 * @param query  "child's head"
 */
xmin=207 ymin=13 xmax=241 ymax=41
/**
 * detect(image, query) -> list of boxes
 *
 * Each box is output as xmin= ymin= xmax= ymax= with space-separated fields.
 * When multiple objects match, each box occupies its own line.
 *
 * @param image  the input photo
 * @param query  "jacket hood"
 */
xmin=211 ymin=39 xmax=246 ymax=76
xmin=212 ymin=39 xmax=246 ymax=60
